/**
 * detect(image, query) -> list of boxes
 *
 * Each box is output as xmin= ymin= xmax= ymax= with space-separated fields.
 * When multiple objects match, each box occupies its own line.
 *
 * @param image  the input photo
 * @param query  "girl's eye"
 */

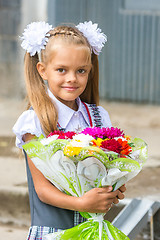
xmin=78 ymin=69 xmax=86 ymax=74
xmin=57 ymin=68 xmax=65 ymax=73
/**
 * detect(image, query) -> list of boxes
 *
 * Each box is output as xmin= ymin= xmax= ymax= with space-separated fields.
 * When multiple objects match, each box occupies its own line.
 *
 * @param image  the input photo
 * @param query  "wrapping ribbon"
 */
xmin=88 ymin=214 xmax=114 ymax=240
xmin=89 ymin=215 xmax=104 ymax=240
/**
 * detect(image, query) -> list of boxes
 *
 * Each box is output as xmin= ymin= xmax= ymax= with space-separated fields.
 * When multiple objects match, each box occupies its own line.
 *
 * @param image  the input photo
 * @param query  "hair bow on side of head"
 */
xmin=76 ymin=21 xmax=107 ymax=55
xmin=20 ymin=21 xmax=53 ymax=56
xmin=20 ymin=21 xmax=107 ymax=56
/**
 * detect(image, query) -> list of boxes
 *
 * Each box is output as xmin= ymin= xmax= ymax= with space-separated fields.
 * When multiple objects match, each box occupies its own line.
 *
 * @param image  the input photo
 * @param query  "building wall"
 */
xmin=0 ymin=0 xmax=48 ymax=99
xmin=0 ymin=0 xmax=22 ymax=98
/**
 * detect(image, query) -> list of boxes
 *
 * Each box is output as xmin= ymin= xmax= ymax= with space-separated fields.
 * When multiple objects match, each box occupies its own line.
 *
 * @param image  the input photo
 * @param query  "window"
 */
xmin=125 ymin=0 xmax=160 ymax=11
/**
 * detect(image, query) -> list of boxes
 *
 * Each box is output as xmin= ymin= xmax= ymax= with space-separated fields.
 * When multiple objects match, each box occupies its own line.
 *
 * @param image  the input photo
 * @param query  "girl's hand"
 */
xmin=78 ymin=186 xmax=120 ymax=213
xmin=113 ymin=184 xmax=126 ymax=204
xmin=118 ymin=184 xmax=126 ymax=195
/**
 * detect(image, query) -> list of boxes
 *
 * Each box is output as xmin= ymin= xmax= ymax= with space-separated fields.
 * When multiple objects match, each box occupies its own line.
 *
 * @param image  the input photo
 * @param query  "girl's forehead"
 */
xmin=47 ymin=41 xmax=91 ymax=64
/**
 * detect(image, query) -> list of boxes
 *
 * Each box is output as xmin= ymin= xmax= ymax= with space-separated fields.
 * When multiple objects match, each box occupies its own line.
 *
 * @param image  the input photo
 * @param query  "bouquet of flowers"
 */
xmin=22 ymin=127 xmax=148 ymax=240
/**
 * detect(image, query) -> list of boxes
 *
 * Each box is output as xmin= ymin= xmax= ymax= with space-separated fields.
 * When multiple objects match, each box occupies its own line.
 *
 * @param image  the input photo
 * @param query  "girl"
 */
xmin=13 ymin=21 xmax=126 ymax=240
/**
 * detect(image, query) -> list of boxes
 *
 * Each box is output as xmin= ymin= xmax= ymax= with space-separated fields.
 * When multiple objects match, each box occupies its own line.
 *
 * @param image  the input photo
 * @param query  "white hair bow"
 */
xmin=76 ymin=21 xmax=107 ymax=55
xmin=20 ymin=21 xmax=107 ymax=56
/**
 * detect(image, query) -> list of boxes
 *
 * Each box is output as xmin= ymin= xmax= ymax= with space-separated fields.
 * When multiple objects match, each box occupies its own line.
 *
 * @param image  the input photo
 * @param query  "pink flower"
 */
xmin=80 ymin=127 xmax=124 ymax=139
xmin=101 ymin=127 xmax=124 ymax=139
xmin=80 ymin=127 xmax=104 ymax=139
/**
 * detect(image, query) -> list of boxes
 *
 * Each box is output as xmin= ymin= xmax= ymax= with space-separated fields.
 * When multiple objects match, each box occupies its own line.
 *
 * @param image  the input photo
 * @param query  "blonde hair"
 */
xmin=24 ymin=25 xmax=99 ymax=136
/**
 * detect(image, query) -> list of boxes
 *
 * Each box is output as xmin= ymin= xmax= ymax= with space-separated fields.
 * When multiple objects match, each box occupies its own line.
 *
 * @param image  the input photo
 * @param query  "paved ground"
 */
xmin=0 ymin=98 xmax=160 ymax=239
xmin=0 ymin=224 xmax=29 ymax=240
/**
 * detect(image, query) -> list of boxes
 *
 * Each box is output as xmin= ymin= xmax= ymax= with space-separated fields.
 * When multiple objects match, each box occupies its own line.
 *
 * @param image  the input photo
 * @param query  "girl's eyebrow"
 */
xmin=79 ymin=65 xmax=90 ymax=68
xmin=76 ymin=64 xmax=92 ymax=69
xmin=54 ymin=64 xmax=67 ymax=68
xmin=54 ymin=64 xmax=90 ymax=68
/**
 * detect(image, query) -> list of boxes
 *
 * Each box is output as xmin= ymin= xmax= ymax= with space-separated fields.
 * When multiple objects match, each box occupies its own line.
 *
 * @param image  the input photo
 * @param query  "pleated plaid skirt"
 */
xmin=27 ymin=212 xmax=86 ymax=240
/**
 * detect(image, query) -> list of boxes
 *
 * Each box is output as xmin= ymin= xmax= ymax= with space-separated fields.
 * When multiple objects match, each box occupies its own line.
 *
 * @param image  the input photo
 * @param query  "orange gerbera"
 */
xmin=117 ymin=138 xmax=132 ymax=155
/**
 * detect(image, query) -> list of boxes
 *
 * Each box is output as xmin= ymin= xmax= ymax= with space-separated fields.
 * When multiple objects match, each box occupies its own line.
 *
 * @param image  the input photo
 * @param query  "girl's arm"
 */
xmin=23 ymin=133 xmax=125 ymax=213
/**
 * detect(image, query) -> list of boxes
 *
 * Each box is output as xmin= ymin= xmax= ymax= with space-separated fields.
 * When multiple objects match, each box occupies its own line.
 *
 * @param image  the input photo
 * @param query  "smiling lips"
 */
xmin=62 ymin=86 xmax=78 ymax=91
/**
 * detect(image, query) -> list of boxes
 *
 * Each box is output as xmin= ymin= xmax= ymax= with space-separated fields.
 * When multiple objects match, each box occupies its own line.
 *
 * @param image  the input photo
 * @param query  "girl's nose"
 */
xmin=66 ymin=71 xmax=77 ymax=82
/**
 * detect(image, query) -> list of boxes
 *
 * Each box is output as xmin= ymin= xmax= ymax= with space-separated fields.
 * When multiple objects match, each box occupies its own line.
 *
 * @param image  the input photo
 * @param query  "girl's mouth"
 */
xmin=62 ymin=86 xmax=78 ymax=91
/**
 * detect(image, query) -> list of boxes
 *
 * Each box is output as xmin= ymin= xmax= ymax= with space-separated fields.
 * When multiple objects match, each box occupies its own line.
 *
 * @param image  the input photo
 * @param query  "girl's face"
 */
xmin=37 ymin=42 xmax=92 ymax=110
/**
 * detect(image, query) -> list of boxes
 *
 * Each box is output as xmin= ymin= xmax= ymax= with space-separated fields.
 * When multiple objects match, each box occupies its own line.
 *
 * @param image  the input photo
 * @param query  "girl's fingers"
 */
xmin=106 ymin=204 xmax=112 ymax=212
xmin=80 ymin=186 xmax=125 ymax=213
xmin=117 ymin=189 xmax=125 ymax=200
xmin=113 ymin=197 xmax=119 ymax=204
xmin=119 ymin=184 xmax=126 ymax=193
xmin=101 ymin=186 xmax=113 ymax=192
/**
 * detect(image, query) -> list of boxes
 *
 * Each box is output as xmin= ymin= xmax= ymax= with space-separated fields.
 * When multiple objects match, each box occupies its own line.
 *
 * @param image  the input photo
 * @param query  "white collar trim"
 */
xmin=47 ymin=89 xmax=90 ymax=129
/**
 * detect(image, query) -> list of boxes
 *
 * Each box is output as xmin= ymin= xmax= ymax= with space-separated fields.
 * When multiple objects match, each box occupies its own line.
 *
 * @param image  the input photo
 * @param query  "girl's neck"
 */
xmin=63 ymin=100 xmax=78 ymax=111
xmin=71 ymin=102 xmax=78 ymax=111
xmin=48 ymin=88 xmax=78 ymax=111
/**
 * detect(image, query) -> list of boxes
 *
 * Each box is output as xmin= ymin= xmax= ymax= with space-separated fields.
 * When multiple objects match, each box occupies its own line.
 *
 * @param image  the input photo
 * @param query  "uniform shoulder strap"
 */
xmin=82 ymin=102 xmax=102 ymax=128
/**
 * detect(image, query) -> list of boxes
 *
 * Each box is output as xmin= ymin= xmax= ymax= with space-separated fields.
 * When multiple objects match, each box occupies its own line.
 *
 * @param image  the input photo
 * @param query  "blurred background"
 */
xmin=0 ymin=0 xmax=160 ymax=239
xmin=1 ymin=0 xmax=160 ymax=102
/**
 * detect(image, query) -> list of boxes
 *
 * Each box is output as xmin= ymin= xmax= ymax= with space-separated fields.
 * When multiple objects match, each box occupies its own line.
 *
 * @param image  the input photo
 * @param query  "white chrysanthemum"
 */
xmin=70 ymin=133 xmax=94 ymax=147
xmin=40 ymin=135 xmax=59 ymax=146
xmin=20 ymin=21 xmax=53 ymax=56
xmin=76 ymin=21 xmax=107 ymax=55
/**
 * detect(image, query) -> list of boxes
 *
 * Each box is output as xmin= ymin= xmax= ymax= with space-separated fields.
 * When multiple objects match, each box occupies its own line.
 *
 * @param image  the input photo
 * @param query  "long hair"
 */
xmin=24 ymin=25 xmax=99 ymax=136
xmin=80 ymin=53 xmax=99 ymax=105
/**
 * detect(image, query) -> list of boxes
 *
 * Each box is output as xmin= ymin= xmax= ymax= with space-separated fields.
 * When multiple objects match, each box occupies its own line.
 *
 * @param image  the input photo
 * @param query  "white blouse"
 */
xmin=13 ymin=90 xmax=112 ymax=149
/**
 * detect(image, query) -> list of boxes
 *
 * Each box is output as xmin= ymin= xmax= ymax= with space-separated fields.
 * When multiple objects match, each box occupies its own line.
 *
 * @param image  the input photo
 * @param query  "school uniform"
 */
xmin=13 ymin=89 xmax=112 ymax=240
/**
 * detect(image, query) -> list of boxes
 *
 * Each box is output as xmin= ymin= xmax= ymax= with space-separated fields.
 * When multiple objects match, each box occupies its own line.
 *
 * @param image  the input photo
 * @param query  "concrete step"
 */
xmin=0 ymin=155 xmax=30 ymax=227
xmin=112 ymin=198 xmax=160 ymax=239
xmin=0 ymin=187 xmax=30 ymax=227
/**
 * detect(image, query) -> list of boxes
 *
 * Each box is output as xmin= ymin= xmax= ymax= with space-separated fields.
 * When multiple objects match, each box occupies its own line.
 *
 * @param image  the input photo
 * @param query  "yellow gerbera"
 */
xmin=91 ymin=138 xmax=103 ymax=147
xmin=64 ymin=145 xmax=82 ymax=156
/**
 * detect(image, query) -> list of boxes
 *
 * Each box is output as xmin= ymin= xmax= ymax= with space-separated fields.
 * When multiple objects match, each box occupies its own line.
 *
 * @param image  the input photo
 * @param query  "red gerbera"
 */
xmin=47 ymin=131 xmax=76 ymax=139
xmin=100 ymin=139 xmax=122 ymax=154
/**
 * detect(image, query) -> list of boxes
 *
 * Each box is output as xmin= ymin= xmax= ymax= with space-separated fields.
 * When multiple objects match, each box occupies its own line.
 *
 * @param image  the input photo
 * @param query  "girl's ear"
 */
xmin=36 ymin=62 xmax=48 ymax=80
